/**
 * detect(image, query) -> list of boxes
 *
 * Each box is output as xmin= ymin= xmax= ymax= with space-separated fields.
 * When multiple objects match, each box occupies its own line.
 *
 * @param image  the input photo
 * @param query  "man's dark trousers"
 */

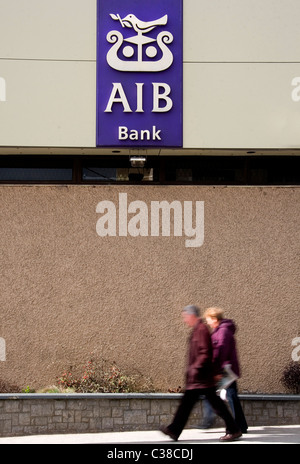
xmin=168 ymin=387 xmax=240 ymax=438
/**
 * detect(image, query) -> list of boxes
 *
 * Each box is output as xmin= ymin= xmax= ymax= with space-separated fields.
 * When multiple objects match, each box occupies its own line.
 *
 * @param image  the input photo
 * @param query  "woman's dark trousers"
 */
xmin=227 ymin=382 xmax=248 ymax=433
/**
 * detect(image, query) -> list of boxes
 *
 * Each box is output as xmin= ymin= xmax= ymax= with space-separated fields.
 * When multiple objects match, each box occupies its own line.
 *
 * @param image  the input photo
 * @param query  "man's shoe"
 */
xmin=219 ymin=431 xmax=242 ymax=442
xmin=160 ymin=425 xmax=179 ymax=441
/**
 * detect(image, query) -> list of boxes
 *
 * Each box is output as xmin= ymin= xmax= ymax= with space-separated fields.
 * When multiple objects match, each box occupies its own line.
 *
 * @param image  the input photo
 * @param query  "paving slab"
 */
xmin=0 ymin=425 xmax=299 ymax=444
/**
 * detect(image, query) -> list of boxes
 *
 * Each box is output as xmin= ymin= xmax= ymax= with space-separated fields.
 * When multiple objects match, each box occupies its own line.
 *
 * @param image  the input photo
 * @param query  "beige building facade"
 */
xmin=0 ymin=0 xmax=299 ymax=393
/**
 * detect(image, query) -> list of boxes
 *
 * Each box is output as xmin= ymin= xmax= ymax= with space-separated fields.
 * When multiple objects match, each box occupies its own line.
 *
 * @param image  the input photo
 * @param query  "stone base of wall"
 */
xmin=0 ymin=393 xmax=299 ymax=438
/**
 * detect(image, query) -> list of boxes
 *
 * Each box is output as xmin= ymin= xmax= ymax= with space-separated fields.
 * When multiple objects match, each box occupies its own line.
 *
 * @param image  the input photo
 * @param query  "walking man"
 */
xmin=160 ymin=305 xmax=242 ymax=442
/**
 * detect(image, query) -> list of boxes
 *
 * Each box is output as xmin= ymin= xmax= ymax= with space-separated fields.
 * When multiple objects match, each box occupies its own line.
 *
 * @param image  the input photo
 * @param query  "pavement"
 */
xmin=0 ymin=425 xmax=299 ymax=444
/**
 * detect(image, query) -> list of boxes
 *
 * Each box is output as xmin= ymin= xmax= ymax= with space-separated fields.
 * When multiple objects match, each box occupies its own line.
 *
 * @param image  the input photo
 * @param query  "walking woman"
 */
xmin=203 ymin=307 xmax=248 ymax=434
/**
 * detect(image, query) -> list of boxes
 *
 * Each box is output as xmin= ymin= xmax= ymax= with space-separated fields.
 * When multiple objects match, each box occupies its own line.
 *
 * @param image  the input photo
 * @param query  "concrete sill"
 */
xmin=0 ymin=392 xmax=299 ymax=401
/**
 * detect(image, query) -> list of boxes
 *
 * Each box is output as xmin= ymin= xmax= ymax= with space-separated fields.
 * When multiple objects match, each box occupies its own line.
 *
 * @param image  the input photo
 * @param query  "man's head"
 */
xmin=182 ymin=305 xmax=200 ymax=327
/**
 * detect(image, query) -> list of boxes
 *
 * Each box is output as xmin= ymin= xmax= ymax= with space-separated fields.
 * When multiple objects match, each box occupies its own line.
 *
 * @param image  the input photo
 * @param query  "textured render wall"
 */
xmin=0 ymin=185 xmax=299 ymax=393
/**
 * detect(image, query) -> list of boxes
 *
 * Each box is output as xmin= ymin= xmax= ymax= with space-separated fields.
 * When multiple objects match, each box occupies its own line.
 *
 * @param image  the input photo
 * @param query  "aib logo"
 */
xmin=106 ymin=13 xmax=174 ymax=72
xmin=97 ymin=0 xmax=183 ymax=148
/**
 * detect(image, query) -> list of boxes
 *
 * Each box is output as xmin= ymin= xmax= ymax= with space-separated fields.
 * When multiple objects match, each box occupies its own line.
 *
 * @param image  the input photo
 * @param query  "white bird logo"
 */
xmin=111 ymin=13 xmax=168 ymax=35
xmin=107 ymin=13 xmax=173 ymax=72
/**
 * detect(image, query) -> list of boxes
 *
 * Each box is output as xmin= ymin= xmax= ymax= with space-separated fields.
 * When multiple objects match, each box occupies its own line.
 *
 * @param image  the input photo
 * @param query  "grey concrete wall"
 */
xmin=0 ymin=394 xmax=299 ymax=437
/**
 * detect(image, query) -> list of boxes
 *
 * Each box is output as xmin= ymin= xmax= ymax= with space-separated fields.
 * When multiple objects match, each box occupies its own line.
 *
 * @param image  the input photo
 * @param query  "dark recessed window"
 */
xmin=82 ymin=156 xmax=159 ymax=183
xmin=82 ymin=166 xmax=155 ymax=182
xmin=0 ymin=155 xmax=299 ymax=185
xmin=163 ymin=156 xmax=300 ymax=185
xmin=164 ymin=157 xmax=244 ymax=184
xmin=0 ymin=157 xmax=73 ymax=182
xmin=247 ymin=157 xmax=300 ymax=185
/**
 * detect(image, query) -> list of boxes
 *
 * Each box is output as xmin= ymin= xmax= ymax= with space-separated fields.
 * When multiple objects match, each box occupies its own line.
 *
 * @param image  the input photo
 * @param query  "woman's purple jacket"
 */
xmin=211 ymin=319 xmax=241 ymax=377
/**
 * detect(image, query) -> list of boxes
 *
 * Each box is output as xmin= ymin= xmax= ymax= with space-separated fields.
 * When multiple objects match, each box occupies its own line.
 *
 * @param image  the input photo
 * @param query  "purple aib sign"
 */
xmin=97 ymin=0 xmax=183 ymax=147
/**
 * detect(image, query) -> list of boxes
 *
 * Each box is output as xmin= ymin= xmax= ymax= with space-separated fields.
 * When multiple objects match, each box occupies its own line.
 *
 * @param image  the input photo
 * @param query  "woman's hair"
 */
xmin=203 ymin=306 xmax=224 ymax=321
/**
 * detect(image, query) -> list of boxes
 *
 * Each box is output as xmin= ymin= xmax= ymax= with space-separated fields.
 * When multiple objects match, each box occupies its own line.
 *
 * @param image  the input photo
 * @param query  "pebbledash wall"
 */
xmin=0 ymin=184 xmax=299 ymax=394
xmin=0 ymin=0 xmax=299 ymax=399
